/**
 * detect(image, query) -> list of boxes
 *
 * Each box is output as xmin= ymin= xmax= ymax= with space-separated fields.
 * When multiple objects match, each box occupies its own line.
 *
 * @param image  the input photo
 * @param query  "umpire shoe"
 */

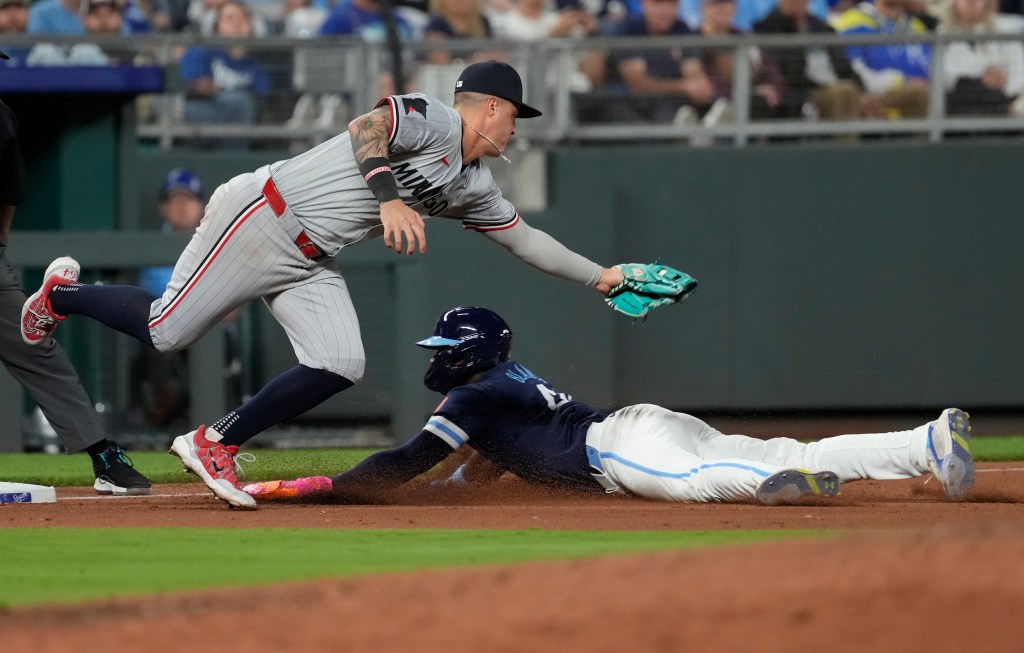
xmin=926 ymin=408 xmax=975 ymax=501
xmin=92 ymin=445 xmax=152 ymax=496
xmin=21 ymin=256 xmax=80 ymax=346
xmin=755 ymin=469 xmax=841 ymax=506
xmin=169 ymin=426 xmax=256 ymax=509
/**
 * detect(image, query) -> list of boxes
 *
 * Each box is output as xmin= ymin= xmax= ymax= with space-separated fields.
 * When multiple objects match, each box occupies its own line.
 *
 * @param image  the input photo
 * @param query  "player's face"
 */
xmin=485 ymin=97 xmax=518 ymax=154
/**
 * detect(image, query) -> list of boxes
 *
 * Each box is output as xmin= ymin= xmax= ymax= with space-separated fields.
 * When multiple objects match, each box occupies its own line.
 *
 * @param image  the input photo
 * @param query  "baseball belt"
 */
xmin=586 ymin=446 xmax=625 ymax=495
xmin=262 ymin=178 xmax=326 ymax=261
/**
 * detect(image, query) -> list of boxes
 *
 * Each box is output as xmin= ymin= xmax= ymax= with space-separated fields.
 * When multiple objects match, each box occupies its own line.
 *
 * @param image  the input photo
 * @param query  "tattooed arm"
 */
xmin=348 ymin=107 xmax=427 ymax=255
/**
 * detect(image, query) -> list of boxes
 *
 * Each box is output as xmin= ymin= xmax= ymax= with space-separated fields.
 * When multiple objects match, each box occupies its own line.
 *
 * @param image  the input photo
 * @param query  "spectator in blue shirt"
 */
xmin=320 ymin=0 xmax=414 ymax=97
xmin=27 ymin=0 xmax=83 ymax=33
xmin=27 ymin=0 xmax=135 ymax=65
xmin=679 ymin=0 xmax=829 ymax=29
xmin=28 ymin=0 xmax=143 ymax=34
xmin=0 ymin=0 xmax=30 ymax=66
xmin=833 ymin=0 xmax=930 ymax=118
xmin=180 ymin=0 xmax=270 ymax=147
xmin=422 ymin=0 xmax=498 ymax=65
xmin=320 ymin=0 xmax=414 ymax=39
xmin=602 ymin=0 xmax=716 ymax=122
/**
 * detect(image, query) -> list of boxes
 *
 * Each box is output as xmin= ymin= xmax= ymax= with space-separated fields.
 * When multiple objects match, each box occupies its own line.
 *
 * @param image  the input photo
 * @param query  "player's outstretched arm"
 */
xmin=328 ymin=431 xmax=454 ymax=501
xmin=348 ymin=107 xmax=426 ymax=256
xmin=243 ymin=431 xmax=455 ymax=503
xmin=480 ymin=218 xmax=615 ymax=291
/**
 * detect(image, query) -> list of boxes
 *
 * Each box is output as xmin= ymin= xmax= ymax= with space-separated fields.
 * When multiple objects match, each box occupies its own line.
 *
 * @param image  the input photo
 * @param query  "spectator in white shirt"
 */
xmin=939 ymin=0 xmax=1024 ymax=115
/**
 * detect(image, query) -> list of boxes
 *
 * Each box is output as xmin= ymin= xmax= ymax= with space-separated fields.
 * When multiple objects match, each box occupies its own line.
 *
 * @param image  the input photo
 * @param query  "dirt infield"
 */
xmin=2 ymin=462 xmax=1023 ymax=652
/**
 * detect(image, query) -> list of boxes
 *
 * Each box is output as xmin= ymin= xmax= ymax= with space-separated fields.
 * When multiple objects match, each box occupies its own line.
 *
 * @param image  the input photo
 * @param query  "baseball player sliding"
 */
xmin=19 ymin=61 xmax=689 ymax=510
xmin=244 ymin=307 xmax=976 ymax=506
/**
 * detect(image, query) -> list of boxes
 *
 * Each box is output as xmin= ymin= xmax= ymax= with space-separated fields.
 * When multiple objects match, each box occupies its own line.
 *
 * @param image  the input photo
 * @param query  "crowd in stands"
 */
xmin=4 ymin=0 xmax=1024 ymax=133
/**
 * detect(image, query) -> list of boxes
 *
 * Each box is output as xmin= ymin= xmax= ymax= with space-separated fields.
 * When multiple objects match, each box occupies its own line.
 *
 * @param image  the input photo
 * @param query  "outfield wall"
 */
xmin=6 ymin=141 xmax=1021 ymax=442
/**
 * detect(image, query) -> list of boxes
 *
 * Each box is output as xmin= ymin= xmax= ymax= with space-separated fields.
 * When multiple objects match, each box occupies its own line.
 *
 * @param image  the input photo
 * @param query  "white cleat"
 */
xmin=926 ymin=408 xmax=975 ymax=501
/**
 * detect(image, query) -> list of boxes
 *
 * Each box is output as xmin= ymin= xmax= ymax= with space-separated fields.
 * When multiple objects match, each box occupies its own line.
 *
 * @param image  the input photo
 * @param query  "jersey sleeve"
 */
xmin=423 ymin=385 xmax=495 ymax=449
xmin=374 ymin=94 xmax=457 ymax=155
xmin=438 ymin=162 xmax=519 ymax=230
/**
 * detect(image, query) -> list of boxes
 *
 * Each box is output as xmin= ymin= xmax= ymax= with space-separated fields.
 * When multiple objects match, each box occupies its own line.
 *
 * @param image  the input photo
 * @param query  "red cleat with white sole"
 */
xmin=169 ymin=426 xmax=256 ymax=509
xmin=21 ymin=256 xmax=80 ymax=345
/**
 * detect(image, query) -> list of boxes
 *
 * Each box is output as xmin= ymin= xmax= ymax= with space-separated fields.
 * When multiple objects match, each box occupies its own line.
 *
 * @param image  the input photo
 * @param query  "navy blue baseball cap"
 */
xmin=159 ymin=168 xmax=203 ymax=200
xmin=454 ymin=61 xmax=542 ymax=119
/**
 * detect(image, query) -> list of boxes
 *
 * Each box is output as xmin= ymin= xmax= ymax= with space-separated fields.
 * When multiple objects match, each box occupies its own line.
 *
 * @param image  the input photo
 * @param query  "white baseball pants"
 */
xmin=584 ymin=404 xmax=933 ymax=503
xmin=146 ymin=167 xmax=365 ymax=381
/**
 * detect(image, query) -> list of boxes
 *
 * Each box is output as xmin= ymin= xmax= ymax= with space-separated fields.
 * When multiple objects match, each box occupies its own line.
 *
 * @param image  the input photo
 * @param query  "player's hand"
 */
xmin=429 ymin=464 xmax=469 ymax=489
xmin=380 ymin=199 xmax=426 ymax=255
xmin=982 ymin=65 xmax=1007 ymax=90
xmin=594 ymin=266 xmax=625 ymax=295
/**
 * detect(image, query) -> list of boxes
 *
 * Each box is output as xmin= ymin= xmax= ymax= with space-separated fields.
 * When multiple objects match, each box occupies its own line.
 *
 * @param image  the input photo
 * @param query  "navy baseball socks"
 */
xmin=211 ymin=365 xmax=354 ymax=447
xmin=48 ymin=283 xmax=157 ymax=346
xmin=22 ymin=256 xmax=155 ymax=347
xmin=86 ymin=440 xmax=152 ymax=496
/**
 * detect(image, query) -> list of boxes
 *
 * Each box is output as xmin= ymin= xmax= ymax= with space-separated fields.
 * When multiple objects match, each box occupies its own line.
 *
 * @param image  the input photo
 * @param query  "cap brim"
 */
xmin=516 ymin=102 xmax=542 ymax=119
xmin=416 ymin=336 xmax=462 ymax=348
xmin=0 ymin=50 xmax=9 ymax=61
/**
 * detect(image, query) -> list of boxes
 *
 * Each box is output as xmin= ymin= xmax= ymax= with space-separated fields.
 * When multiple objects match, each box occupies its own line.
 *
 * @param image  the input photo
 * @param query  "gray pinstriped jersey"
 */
xmin=267 ymin=93 xmax=516 ymax=257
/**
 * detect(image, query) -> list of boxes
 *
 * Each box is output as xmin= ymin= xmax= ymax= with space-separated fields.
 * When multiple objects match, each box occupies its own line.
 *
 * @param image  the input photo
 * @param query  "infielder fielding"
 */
xmin=244 ymin=307 xmax=976 ymax=506
xmin=20 ymin=61 xmax=691 ymax=509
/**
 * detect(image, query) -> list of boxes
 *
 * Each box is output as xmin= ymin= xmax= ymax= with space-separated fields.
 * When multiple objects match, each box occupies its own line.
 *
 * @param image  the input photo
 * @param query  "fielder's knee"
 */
xmin=321 ymin=356 xmax=365 ymax=385
xmin=308 ymin=366 xmax=360 ymax=394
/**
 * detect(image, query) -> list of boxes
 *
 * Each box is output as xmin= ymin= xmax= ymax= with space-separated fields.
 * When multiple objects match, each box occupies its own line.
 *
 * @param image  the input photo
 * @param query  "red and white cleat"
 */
xmin=21 ymin=256 xmax=79 ymax=345
xmin=169 ymin=425 xmax=256 ymax=510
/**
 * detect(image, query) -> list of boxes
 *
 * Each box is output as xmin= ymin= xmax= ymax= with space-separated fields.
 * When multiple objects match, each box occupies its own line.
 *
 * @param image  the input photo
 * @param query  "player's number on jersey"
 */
xmin=537 ymin=384 xmax=571 ymax=410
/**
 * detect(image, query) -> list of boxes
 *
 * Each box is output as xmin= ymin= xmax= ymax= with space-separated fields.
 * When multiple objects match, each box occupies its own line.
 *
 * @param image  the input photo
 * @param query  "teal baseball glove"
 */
xmin=605 ymin=262 xmax=698 ymax=319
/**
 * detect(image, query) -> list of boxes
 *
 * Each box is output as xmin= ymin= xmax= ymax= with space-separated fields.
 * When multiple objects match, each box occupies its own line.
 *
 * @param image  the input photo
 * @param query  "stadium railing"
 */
xmin=5 ymin=30 xmax=1024 ymax=147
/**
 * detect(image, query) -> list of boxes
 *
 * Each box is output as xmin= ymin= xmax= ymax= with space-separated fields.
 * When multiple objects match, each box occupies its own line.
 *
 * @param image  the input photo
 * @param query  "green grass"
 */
xmin=1 ymin=433 xmax=1013 ymax=610
xmin=0 ymin=448 xmax=379 ymax=487
xmin=1 ymin=435 xmax=1022 ymax=488
xmin=969 ymin=436 xmax=1024 ymax=462
xmin=0 ymin=528 xmax=821 ymax=608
